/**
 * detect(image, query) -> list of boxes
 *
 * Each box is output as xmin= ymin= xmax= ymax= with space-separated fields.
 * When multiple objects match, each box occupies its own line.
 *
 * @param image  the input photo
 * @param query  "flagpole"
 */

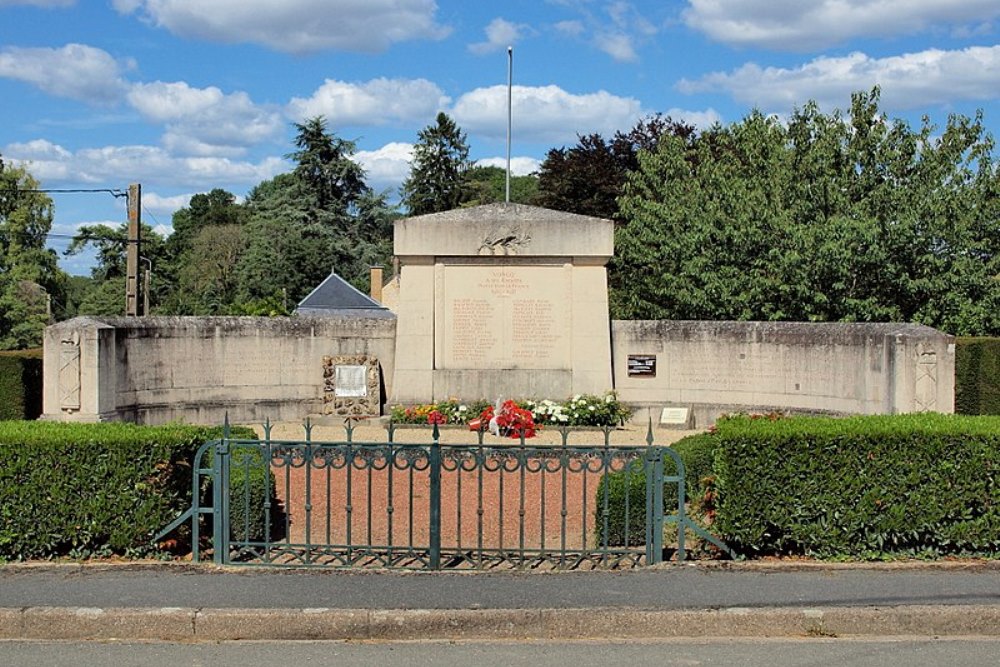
xmin=506 ymin=45 xmax=512 ymax=204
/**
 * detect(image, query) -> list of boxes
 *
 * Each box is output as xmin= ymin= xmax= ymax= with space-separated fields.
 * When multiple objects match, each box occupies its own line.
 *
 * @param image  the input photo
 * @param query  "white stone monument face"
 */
xmin=439 ymin=265 xmax=571 ymax=371
xmin=391 ymin=203 xmax=615 ymax=403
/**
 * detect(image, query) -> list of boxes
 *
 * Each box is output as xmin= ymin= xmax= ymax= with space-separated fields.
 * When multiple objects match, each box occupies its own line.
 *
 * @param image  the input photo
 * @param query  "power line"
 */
xmin=0 ymin=188 xmax=127 ymax=198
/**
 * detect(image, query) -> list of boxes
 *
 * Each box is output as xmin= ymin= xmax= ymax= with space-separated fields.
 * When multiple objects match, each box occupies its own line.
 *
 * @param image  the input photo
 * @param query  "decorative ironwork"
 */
xmin=156 ymin=417 xmax=732 ymax=570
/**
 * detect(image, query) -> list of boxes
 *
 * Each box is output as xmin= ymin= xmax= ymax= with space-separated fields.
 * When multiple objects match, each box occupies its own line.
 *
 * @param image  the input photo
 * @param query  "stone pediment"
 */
xmin=394 ymin=203 xmax=613 ymax=260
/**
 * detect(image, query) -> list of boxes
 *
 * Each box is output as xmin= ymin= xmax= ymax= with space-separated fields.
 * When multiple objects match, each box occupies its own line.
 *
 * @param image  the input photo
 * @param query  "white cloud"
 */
xmin=474 ymin=156 xmax=541 ymax=176
xmin=663 ymin=107 xmax=724 ymax=129
xmin=0 ymin=43 xmax=127 ymax=104
xmin=354 ymin=142 xmax=413 ymax=193
xmin=4 ymin=139 xmax=285 ymax=189
xmin=683 ymin=0 xmax=1000 ymax=50
xmin=469 ymin=18 xmax=526 ymax=55
xmin=287 ymin=78 xmax=450 ymax=126
xmin=678 ymin=46 xmax=1000 ymax=112
xmin=141 ymin=191 xmax=193 ymax=215
xmin=595 ymin=32 xmax=638 ymax=62
xmin=451 ymin=84 xmax=645 ymax=142
xmin=128 ymin=81 xmax=283 ymax=156
xmin=115 ymin=0 xmax=449 ymax=54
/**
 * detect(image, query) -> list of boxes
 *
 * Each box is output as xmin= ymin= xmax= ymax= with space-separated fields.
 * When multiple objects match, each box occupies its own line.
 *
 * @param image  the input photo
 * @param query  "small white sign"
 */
xmin=334 ymin=365 xmax=367 ymax=397
xmin=660 ymin=407 xmax=690 ymax=426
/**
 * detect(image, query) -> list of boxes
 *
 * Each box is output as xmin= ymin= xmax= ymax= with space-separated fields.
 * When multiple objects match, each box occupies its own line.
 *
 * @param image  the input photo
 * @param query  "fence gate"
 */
xmin=157 ymin=419 xmax=730 ymax=569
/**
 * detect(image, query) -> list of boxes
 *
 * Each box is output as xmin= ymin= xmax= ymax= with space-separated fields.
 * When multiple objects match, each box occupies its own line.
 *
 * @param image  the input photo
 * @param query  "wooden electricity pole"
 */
xmin=125 ymin=183 xmax=141 ymax=316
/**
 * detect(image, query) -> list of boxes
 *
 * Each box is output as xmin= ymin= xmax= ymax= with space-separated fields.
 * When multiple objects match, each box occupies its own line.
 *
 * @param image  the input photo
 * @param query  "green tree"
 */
xmin=401 ymin=112 xmax=471 ymax=215
xmin=65 ymin=222 xmax=169 ymax=314
xmin=534 ymin=115 xmax=695 ymax=221
xmin=0 ymin=157 xmax=62 ymax=349
xmin=613 ymin=90 xmax=1000 ymax=335
xmin=236 ymin=119 xmax=395 ymax=305
xmin=461 ymin=165 xmax=538 ymax=206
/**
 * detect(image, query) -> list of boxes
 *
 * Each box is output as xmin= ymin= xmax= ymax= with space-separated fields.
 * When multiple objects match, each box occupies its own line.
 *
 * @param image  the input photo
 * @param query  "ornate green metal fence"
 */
xmin=157 ymin=419 xmax=730 ymax=569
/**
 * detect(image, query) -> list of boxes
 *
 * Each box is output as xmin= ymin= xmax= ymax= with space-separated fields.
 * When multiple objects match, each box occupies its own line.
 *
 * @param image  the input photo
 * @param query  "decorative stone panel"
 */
xmin=322 ymin=355 xmax=381 ymax=417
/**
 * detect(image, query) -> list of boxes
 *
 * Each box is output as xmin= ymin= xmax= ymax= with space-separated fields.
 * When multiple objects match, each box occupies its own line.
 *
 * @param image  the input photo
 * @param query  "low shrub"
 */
xmin=0 ymin=420 xmax=256 ymax=560
xmin=0 ymin=349 xmax=42 ymax=420
xmin=595 ymin=433 xmax=720 ymax=547
xmin=711 ymin=414 xmax=1000 ymax=559
xmin=955 ymin=337 xmax=1000 ymax=415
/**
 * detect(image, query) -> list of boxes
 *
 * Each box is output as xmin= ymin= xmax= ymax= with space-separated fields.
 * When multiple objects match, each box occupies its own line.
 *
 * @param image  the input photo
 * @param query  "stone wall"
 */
xmin=42 ymin=316 xmax=396 ymax=425
xmin=612 ymin=321 xmax=955 ymax=427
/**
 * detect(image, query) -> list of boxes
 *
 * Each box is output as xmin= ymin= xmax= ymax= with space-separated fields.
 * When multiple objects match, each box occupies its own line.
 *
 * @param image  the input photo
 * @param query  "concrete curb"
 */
xmin=2 ymin=605 xmax=998 ymax=641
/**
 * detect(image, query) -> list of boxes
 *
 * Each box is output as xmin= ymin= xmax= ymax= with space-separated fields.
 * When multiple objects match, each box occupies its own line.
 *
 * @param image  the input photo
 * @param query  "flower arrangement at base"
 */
xmin=478 ymin=400 xmax=538 ymax=439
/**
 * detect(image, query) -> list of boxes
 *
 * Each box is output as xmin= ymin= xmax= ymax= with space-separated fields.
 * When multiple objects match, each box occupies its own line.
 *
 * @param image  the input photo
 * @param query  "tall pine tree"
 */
xmin=401 ymin=112 xmax=471 ymax=215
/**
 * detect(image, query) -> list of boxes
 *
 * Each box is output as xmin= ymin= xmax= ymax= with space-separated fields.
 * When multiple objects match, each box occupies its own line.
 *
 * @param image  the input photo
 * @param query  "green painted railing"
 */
xmin=157 ymin=418 xmax=731 ymax=569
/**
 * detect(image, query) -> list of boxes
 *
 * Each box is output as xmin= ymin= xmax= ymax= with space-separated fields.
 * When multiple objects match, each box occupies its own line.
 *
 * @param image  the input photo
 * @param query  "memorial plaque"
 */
xmin=660 ymin=407 xmax=690 ymax=426
xmin=440 ymin=265 xmax=570 ymax=370
xmin=627 ymin=354 xmax=656 ymax=377
xmin=323 ymin=355 xmax=381 ymax=416
xmin=334 ymin=364 xmax=367 ymax=397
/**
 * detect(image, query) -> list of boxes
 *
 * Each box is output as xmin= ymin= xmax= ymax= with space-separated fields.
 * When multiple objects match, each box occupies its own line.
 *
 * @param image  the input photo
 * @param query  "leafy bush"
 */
xmin=0 ymin=349 xmax=42 ymax=420
xmin=225 ymin=444 xmax=282 ymax=544
xmin=711 ymin=414 xmax=1000 ymax=559
xmin=0 ymin=421 xmax=255 ymax=560
xmin=595 ymin=433 xmax=720 ymax=546
xmin=955 ymin=337 xmax=1000 ymax=415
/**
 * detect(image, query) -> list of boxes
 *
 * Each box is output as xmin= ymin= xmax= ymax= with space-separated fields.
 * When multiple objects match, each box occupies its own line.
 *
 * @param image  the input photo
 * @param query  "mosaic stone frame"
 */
xmin=322 ymin=355 xmax=381 ymax=416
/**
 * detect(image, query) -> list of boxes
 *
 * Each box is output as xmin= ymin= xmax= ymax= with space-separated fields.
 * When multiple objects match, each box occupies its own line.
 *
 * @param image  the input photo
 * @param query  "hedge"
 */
xmin=595 ymin=433 xmax=719 ymax=546
xmin=955 ymin=337 xmax=1000 ymax=415
xmin=0 ymin=421 xmax=257 ymax=560
xmin=0 ymin=349 xmax=42 ymax=420
xmin=712 ymin=414 xmax=1000 ymax=559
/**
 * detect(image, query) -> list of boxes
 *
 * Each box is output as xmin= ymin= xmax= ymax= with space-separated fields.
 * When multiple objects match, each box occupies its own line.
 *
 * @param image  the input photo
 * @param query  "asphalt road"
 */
xmin=3 ymin=638 xmax=1000 ymax=667
xmin=2 ymin=564 xmax=998 ymax=610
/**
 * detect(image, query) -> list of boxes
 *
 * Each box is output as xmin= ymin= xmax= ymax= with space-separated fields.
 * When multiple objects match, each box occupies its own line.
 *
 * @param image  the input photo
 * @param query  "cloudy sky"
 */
xmin=2 ymin=0 xmax=999 ymax=274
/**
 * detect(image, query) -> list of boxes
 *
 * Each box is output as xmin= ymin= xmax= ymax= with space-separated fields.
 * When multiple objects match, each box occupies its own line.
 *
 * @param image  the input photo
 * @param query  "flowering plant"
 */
xmin=479 ymin=400 xmax=537 ymax=439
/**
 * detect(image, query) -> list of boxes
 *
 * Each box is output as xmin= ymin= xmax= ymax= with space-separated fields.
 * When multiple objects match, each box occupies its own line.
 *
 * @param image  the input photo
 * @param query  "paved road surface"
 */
xmin=3 ymin=638 xmax=1000 ymax=667
xmin=2 ymin=564 xmax=997 ymax=610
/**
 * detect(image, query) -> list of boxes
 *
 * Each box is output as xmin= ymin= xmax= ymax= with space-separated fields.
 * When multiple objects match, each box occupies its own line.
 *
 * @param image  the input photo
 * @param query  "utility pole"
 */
xmin=125 ymin=183 xmax=141 ymax=316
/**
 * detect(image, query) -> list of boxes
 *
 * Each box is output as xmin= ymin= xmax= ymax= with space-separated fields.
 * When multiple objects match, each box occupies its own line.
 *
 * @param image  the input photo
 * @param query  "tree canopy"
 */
xmin=0 ymin=157 xmax=63 ymax=349
xmin=612 ymin=90 xmax=1000 ymax=335
xmin=401 ymin=112 xmax=471 ymax=215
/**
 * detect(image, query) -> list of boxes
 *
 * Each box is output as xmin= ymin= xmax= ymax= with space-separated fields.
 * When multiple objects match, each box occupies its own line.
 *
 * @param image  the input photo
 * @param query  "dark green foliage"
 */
xmin=226 ymin=445 xmax=282 ymax=544
xmin=401 ymin=112 xmax=471 ymax=215
xmin=615 ymin=90 xmax=1000 ymax=335
xmin=0 ymin=349 xmax=42 ymax=420
xmin=535 ymin=115 xmax=693 ymax=221
xmin=955 ymin=338 xmax=1000 ymax=415
xmin=595 ymin=433 xmax=719 ymax=546
xmin=0 ymin=421 xmax=255 ymax=560
xmin=461 ymin=165 xmax=538 ymax=206
xmin=711 ymin=414 xmax=1000 ymax=559
xmin=594 ymin=459 xmax=648 ymax=547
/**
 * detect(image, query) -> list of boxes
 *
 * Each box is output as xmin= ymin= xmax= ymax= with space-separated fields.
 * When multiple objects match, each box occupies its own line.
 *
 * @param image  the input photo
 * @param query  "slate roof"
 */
xmin=295 ymin=272 xmax=394 ymax=318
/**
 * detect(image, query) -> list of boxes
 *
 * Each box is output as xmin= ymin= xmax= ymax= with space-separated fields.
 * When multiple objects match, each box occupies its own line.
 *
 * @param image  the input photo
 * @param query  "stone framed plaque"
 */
xmin=323 ymin=355 xmax=380 ymax=416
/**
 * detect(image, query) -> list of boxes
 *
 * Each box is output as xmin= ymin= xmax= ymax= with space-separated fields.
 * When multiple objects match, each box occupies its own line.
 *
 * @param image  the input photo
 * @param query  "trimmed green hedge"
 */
xmin=0 ymin=421 xmax=256 ymax=560
xmin=712 ymin=414 xmax=1000 ymax=559
xmin=595 ymin=434 xmax=719 ymax=546
xmin=0 ymin=349 xmax=42 ymax=420
xmin=955 ymin=337 xmax=1000 ymax=415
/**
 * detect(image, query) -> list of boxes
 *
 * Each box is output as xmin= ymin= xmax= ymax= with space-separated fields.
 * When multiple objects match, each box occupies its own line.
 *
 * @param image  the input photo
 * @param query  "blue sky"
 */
xmin=2 ymin=0 xmax=999 ymax=275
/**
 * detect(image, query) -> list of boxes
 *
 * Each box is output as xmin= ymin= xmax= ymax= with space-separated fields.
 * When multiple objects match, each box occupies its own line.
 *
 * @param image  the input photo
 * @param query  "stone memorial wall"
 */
xmin=612 ymin=320 xmax=955 ymax=427
xmin=42 ymin=316 xmax=395 ymax=425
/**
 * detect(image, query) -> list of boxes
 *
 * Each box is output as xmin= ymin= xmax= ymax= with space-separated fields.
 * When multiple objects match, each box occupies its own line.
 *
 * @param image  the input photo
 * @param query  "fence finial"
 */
xmin=646 ymin=415 xmax=654 ymax=446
